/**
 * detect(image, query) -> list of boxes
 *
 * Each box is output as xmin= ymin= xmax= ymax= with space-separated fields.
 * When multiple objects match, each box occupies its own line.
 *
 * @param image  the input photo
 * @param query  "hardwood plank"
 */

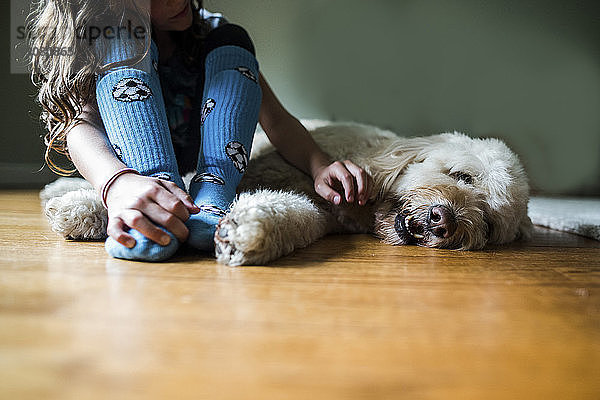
xmin=0 ymin=190 xmax=598 ymax=399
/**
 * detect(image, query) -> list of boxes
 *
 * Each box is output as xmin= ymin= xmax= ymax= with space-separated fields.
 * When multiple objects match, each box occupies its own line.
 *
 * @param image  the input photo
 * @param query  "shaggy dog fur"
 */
xmin=41 ymin=120 xmax=533 ymax=265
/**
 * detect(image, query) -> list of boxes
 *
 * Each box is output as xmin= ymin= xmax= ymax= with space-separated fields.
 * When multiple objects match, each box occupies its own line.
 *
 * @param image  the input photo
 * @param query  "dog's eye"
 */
xmin=450 ymin=171 xmax=473 ymax=184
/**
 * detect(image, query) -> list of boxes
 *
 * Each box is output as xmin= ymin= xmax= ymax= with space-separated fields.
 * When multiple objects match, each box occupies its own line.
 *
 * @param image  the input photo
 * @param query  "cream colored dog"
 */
xmin=41 ymin=120 xmax=532 ymax=265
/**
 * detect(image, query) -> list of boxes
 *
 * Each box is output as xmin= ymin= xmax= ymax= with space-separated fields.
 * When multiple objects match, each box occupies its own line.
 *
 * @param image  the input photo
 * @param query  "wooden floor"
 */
xmin=1 ymin=190 xmax=599 ymax=400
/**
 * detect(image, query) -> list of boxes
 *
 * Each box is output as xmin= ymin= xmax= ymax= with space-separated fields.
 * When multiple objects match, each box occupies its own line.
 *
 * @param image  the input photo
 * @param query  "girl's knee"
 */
xmin=204 ymin=24 xmax=256 ymax=56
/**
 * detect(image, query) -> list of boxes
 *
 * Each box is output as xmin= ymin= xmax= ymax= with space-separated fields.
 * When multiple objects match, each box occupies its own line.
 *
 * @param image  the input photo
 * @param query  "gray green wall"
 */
xmin=217 ymin=0 xmax=600 ymax=195
xmin=2 ymin=0 xmax=599 ymax=194
xmin=2 ymin=0 xmax=54 ymax=187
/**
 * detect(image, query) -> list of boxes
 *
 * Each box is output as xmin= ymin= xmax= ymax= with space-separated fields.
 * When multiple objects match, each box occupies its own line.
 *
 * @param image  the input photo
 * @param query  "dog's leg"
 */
xmin=214 ymin=189 xmax=328 ymax=266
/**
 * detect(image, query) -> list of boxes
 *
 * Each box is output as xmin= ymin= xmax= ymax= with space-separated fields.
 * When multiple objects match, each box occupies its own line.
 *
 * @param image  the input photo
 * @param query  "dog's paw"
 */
xmin=213 ymin=208 xmax=277 ymax=266
xmin=45 ymin=188 xmax=107 ymax=240
xmin=213 ymin=191 xmax=290 ymax=266
xmin=214 ymin=217 xmax=245 ymax=266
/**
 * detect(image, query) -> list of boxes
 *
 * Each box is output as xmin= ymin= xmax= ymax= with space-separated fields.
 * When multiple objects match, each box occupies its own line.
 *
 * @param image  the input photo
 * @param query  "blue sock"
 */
xmin=186 ymin=46 xmax=262 ymax=251
xmin=96 ymin=39 xmax=183 ymax=261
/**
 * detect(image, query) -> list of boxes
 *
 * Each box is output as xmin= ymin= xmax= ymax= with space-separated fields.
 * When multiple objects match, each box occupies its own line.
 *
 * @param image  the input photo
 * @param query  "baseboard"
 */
xmin=0 ymin=162 xmax=56 ymax=188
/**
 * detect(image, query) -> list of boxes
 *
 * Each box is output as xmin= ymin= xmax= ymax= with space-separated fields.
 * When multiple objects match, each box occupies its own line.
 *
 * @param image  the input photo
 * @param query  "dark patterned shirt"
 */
xmin=158 ymin=9 xmax=228 ymax=173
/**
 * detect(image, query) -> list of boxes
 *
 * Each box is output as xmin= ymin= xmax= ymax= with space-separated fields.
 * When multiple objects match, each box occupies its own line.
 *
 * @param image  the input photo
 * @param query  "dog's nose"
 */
xmin=428 ymin=205 xmax=457 ymax=238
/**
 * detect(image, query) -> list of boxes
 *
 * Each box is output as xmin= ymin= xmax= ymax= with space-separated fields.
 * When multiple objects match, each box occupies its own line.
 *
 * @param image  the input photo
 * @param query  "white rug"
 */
xmin=528 ymin=197 xmax=600 ymax=241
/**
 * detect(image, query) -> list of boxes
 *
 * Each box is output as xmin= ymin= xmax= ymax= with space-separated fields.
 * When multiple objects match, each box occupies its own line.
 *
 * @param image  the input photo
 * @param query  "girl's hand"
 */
xmin=313 ymin=160 xmax=373 ymax=206
xmin=104 ymin=173 xmax=200 ymax=248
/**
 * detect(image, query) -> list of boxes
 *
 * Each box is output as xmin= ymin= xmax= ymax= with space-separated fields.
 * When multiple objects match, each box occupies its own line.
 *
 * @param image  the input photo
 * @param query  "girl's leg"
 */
xmin=186 ymin=25 xmax=262 ymax=250
xmin=96 ymin=39 xmax=183 ymax=261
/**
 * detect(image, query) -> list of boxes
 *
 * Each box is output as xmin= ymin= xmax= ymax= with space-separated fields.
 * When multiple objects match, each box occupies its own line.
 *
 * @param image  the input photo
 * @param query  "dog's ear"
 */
xmin=368 ymin=137 xmax=433 ymax=198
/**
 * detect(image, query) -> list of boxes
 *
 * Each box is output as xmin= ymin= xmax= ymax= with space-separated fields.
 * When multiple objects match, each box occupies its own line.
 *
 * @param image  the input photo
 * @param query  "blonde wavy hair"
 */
xmin=29 ymin=0 xmax=205 ymax=175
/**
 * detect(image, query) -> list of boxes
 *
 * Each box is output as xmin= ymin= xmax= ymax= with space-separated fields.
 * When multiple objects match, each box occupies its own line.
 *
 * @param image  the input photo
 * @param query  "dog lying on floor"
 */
xmin=41 ymin=120 xmax=533 ymax=265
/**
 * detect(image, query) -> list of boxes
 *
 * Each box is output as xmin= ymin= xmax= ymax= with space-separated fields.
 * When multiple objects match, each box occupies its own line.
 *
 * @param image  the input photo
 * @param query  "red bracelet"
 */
xmin=100 ymin=168 xmax=140 ymax=209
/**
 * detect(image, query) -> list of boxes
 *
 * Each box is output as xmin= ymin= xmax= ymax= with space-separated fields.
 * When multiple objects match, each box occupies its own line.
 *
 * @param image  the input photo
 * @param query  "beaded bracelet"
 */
xmin=100 ymin=168 xmax=140 ymax=209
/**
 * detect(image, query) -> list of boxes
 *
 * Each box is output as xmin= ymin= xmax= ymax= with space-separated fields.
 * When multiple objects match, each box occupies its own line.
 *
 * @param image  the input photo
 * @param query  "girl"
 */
xmin=30 ymin=0 xmax=373 ymax=261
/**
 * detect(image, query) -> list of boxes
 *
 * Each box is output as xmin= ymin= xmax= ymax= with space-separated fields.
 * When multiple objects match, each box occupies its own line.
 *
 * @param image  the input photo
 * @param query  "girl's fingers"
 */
xmin=120 ymin=209 xmax=172 ymax=246
xmin=343 ymin=160 xmax=373 ymax=205
xmin=331 ymin=161 xmax=355 ymax=202
xmin=106 ymin=217 xmax=136 ymax=248
xmin=315 ymin=160 xmax=373 ymax=206
xmin=159 ymin=179 xmax=200 ymax=214
xmin=141 ymin=202 xmax=189 ymax=242
xmin=147 ymin=181 xmax=192 ymax=222
xmin=315 ymin=180 xmax=342 ymax=205
xmin=105 ymin=176 xmax=197 ymax=245
xmin=342 ymin=160 xmax=366 ymax=204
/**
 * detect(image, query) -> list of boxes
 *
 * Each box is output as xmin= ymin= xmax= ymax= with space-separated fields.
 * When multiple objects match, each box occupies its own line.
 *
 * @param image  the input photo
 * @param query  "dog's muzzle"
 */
xmin=427 ymin=205 xmax=457 ymax=238
xmin=394 ymin=204 xmax=458 ymax=243
xmin=394 ymin=213 xmax=418 ymax=244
